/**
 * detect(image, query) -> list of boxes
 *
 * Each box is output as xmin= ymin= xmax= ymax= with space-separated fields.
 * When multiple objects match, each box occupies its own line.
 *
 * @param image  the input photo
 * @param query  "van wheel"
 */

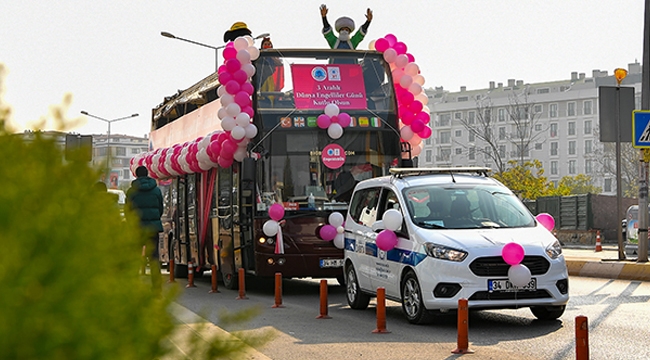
xmin=530 ymin=305 xmax=565 ymax=321
xmin=401 ymin=271 xmax=434 ymax=324
xmin=221 ymin=271 xmax=238 ymax=290
xmin=346 ymin=265 xmax=370 ymax=310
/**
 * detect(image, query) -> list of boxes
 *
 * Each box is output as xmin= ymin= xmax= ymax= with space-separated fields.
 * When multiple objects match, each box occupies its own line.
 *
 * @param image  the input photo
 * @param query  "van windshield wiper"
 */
xmin=414 ymin=221 xmax=447 ymax=229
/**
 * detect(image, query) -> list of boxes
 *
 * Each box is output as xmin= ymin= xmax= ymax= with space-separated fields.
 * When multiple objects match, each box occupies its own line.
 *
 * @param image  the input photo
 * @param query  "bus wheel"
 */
xmin=221 ymin=271 xmax=238 ymax=290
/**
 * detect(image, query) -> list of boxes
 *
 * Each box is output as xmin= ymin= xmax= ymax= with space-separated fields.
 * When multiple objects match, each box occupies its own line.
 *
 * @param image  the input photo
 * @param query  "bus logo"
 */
xmin=322 ymin=144 xmax=346 ymax=169
xmin=311 ymin=67 xmax=327 ymax=82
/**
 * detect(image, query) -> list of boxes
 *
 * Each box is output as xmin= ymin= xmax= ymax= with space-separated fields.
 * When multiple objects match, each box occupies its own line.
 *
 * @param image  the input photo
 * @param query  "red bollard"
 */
xmin=576 ymin=315 xmax=589 ymax=360
xmin=272 ymin=272 xmax=284 ymax=308
xmin=236 ymin=268 xmax=248 ymax=300
xmin=316 ymin=279 xmax=331 ymax=319
xmin=595 ymin=230 xmax=602 ymax=252
xmin=452 ymin=298 xmax=474 ymax=354
xmin=372 ymin=287 xmax=390 ymax=333
xmin=209 ymin=264 xmax=219 ymax=293
xmin=167 ymin=258 xmax=176 ymax=283
xmin=186 ymin=261 xmax=196 ymax=288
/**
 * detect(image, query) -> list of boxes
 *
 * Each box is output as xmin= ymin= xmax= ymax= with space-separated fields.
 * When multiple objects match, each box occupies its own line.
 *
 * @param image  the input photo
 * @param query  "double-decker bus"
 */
xmin=146 ymin=48 xmax=411 ymax=289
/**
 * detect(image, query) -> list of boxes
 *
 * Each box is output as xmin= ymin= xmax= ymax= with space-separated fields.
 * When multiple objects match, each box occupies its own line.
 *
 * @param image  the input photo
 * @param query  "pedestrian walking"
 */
xmin=126 ymin=166 xmax=164 ymax=292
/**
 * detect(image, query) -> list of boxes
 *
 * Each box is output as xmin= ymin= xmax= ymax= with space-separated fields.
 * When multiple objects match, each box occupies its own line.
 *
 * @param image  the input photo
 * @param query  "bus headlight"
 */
xmin=546 ymin=240 xmax=562 ymax=259
xmin=424 ymin=243 xmax=467 ymax=262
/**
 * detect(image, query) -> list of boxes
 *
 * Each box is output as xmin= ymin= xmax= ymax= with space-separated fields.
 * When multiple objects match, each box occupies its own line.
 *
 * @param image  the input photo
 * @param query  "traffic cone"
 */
xmin=595 ymin=230 xmax=602 ymax=252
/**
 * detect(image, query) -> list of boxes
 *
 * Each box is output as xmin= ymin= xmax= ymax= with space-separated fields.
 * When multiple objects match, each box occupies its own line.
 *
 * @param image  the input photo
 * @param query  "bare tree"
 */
xmin=585 ymin=129 xmax=638 ymax=197
xmin=455 ymin=88 xmax=547 ymax=175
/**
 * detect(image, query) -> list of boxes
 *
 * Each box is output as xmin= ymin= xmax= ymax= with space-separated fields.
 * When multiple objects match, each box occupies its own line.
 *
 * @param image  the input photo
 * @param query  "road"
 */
xmin=172 ymin=273 xmax=650 ymax=359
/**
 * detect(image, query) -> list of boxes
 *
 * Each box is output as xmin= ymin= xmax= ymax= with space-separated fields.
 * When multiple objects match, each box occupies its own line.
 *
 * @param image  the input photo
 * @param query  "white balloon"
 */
xmin=198 ymin=160 xmax=212 ymax=171
xmin=399 ymin=74 xmax=413 ymax=89
xmin=263 ymin=220 xmax=279 ymax=236
xmin=337 ymin=226 xmax=345 ymax=234
xmin=234 ymin=37 xmax=249 ymax=51
xmin=244 ymin=123 xmax=258 ymax=138
xmin=413 ymin=74 xmax=426 ymax=86
xmin=217 ymin=85 xmax=226 ymax=97
xmin=327 ymin=123 xmax=344 ymax=139
xmin=221 ymin=116 xmax=236 ymax=131
xmin=412 ymin=143 xmax=422 ymax=156
xmin=217 ymin=107 xmax=228 ymax=120
xmin=404 ymin=62 xmax=420 ymax=76
xmin=392 ymin=68 xmax=405 ymax=84
xmin=226 ymin=103 xmax=241 ymax=117
xmin=383 ymin=209 xmax=403 ymax=231
xmin=408 ymin=82 xmax=422 ymax=96
xmin=415 ymin=92 xmax=429 ymax=105
xmin=197 ymin=148 xmax=210 ymax=163
xmin=242 ymin=63 xmax=256 ymax=78
xmin=395 ymin=54 xmax=409 ymax=68
xmin=243 ymin=35 xmax=254 ymax=47
xmin=329 ymin=212 xmax=344 ymax=227
xmin=233 ymin=147 xmax=247 ymax=162
xmin=220 ymin=93 xmax=234 ymax=107
xmin=508 ymin=264 xmax=532 ymax=287
xmin=383 ymin=48 xmax=397 ymax=64
xmin=324 ymin=103 xmax=340 ymax=117
xmin=231 ymin=125 xmax=246 ymax=140
xmin=333 ymin=233 xmax=345 ymax=249
xmin=247 ymin=46 xmax=260 ymax=60
xmin=400 ymin=126 xmax=414 ymax=141
xmin=235 ymin=112 xmax=251 ymax=127
xmin=236 ymin=49 xmax=251 ymax=64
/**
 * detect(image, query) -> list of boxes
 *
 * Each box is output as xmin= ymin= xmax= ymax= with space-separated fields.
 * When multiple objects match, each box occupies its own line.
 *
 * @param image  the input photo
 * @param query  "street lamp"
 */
xmin=161 ymin=31 xmax=270 ymax=72
xmin=81 ymin=110 xmax=139 ymax=187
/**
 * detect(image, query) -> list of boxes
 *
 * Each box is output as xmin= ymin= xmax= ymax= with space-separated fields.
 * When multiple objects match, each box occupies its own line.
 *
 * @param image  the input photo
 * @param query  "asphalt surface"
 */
xmin=163 ymin=244 xmax=650 ymax=359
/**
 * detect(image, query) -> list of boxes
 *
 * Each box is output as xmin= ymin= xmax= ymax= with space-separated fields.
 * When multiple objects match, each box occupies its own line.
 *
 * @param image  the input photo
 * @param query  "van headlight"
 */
xmin=424 ymin=243 xmax=468 ymax=262
xmin=546 ymin=240 xmax=562 ymax=259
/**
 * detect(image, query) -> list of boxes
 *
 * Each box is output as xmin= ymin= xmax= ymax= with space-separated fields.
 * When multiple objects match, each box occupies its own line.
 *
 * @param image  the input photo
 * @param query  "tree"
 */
xmin=493 ymin=159 xmax=568 ymax=200
xmin=557 ymin=174 xmax=602 ymax=195
xmin=455 ymin=87 xmax=546 ymax=176
xmin=585 ymin=137 xmax=638 ymax=197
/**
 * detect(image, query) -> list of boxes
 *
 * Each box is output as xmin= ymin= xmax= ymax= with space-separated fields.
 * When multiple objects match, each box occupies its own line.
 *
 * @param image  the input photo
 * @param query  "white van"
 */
xmin=107 ymin=189 xmax=126 ymax=216
xmin=343 ymin=167 xmax=569 ymax=324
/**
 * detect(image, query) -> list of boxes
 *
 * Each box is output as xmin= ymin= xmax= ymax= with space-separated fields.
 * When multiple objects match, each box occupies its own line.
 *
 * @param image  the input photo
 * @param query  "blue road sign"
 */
xmin=633 ymin=111 xmax=650 ymax=148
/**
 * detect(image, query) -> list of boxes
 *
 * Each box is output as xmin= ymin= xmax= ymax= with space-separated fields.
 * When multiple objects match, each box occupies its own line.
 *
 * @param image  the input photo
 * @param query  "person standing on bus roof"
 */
xmin=319 ymin=4 xmax=372 ymax=50
xmin=224 ymin=21 xmax=252 ymax=42
xmin=126 ymin=166 xmax=164 ymax=293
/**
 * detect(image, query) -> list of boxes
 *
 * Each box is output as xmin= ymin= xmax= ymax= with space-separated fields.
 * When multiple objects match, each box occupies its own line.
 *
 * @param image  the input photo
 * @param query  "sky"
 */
xmin=0 ymin=0 xmax=646 ymax=138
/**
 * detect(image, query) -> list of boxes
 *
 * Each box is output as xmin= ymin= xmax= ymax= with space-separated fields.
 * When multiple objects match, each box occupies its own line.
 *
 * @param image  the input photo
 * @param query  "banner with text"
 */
xmin=291 ymin=64 xmax=367 ymax=110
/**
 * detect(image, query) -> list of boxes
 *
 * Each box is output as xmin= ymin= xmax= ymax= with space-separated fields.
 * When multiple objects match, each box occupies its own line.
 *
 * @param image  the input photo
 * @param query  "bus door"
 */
xmin=174 ymin=177 xmax=189 ymax=277
xmin=216 ymin=166 xmax=243 ymax=289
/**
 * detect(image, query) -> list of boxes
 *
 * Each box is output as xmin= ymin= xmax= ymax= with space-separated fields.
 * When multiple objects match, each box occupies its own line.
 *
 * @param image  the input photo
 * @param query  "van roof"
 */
xmin=107 ymin=189 xmax=126 ymax=204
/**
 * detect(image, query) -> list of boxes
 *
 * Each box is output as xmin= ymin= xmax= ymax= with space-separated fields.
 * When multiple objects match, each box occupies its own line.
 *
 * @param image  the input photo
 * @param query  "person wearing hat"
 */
xmin=319 ymin=4 xmax=372 ymax=49
xmin=224 ymin=21 xmax=252 ymax=43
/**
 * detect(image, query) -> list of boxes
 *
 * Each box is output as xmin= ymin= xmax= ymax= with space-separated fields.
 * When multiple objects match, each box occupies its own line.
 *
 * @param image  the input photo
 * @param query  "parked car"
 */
xmin=343 ymin=167 xmax=569 ymax=324
xmin=624 ymin=205 xmax=650 ymax=257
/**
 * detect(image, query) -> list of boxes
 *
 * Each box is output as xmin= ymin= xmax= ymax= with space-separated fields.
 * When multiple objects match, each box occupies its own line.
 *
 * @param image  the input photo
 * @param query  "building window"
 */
xmin=568 ymin=141 xmax=576 ymax=155
xmin=533 ymin=104 xmax=542 ymax=114
xmin=583 ymin=100 xmax=592 ymax=115
xmin=535 ymin=124 xmax=542 ymax=131
xmin=131 ymin=148 xmax=140 ymax=154
xmin=551 ymin=161 xmax=558 ymax=175
xmin=455 ymin=148 xmax=462 ymax=155
xmin=439 ymin=113 xmax=451 ymax=126
xmin=425 ymin=137 xmax=431 ymax=145
xmin=584 ymin=120 xmax=592 ymax=135
xmin=604 ymin=179 xmax=612 ymax=192
xmin=469 ymin=132 xmax=475 ymax=142
xmin=550 ymin=123 xmax=558 ymax=137
xmin=499 ymin=127 xmax=506 ymax=140
xmin=498 ymin=108 xmax=505 ymax=122
xmin=425 ymin=150 xmax=432 ymax=163
xmin=537 ymin=88 xmax=550 ymax=94
xmin=468 ymin=111 xmax=475 ymax=124
xmin=123 ymin=169 xmax=131 ymax=180
xmin=469 ymin=147 xmax=475 ymax=160
xmin=585 ymin=159 xmax=592 ymax=174
xmin=499 ymin=145 xmax=506 ymax=157
xmin=455 ymin=130 xmax=462 ymax=137
xmin=585 ymin=140 xmax=592 ymax=154
xmin=454 ymin=112 xmax=462 ymax=120
xmin=550 ymin=103 xmax=558 ymax=118
xmin=535 ymin=143 xmax=542 ymax=150
xmin=115 ymin=147 xmax=126 ymax=156
xmin=568 ymin=102 xmax=576 ymax=117
xmin=439 ymin=131 xmax=450 ymax=144
xmin=568 ymin=121 xmax=576 ymax=136
xmin=551 ymin=142 xmax=558 ymax=156
xmin=569 ymin=160 xmax=576 ymax=174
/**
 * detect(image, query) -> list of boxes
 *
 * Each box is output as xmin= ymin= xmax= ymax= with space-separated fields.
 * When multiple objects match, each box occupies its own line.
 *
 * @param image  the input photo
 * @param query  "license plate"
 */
xmin=488 ymin=278 xmax=537 ymax=292
xmin=320 ymin=259 xmax=344 ymax=268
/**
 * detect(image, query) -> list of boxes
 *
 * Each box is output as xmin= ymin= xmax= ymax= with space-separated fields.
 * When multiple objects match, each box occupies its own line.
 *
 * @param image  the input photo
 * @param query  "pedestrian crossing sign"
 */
xmin=633 ymin=111 xmax=650 ymax=148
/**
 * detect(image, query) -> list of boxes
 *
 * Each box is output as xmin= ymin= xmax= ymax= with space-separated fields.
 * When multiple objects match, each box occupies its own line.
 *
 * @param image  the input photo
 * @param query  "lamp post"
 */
xmin=81 ymin=111 xmax=139 ymax=187
xmin=161 ymin=31 xmax=270 ymax=72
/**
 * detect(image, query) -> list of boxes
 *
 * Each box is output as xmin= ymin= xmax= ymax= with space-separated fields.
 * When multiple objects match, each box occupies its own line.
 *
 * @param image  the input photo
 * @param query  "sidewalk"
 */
xmin=563 ymin=244 xmax=650 ymax=281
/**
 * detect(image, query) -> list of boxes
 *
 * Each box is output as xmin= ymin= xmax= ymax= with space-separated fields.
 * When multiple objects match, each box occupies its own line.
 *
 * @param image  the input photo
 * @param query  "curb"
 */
xmin=565 ymin=258 xmax=650 ymax=281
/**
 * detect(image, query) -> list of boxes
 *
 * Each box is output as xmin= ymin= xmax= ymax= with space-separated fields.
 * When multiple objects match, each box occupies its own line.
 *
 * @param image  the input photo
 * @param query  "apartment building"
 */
xmin=92 ymin=133 xmax=149 ymax=189
xmin=423 ymin=62 xmax=643 ymax=194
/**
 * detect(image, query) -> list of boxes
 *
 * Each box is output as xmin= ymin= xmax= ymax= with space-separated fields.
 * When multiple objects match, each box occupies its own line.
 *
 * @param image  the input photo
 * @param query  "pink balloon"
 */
xmin=208 ymin=141 xmax=221 ymax=160
xmin=217 ymin=65 xmax=227 ymax=74
xmin=502 ymin=242 xmax=525 ymax=265
xmin=217 ymin=132 xmax=229 ymax=143
xmin=399 ymin=91 xmax=415 ymax=106
xmin=409 ymin=100 xmax=423 ymax=114
xmin=217 ymin=156 xmax=233 ymax=168
xmin=319 ymin=225 xmax=337 ymax=241
xmin=410 ymin=119 xmax=424 ymax=133
xmin=234 ymin=91 xmax=251 ymax=107
xmin=401 ymin=109 xmax=415 ymax=126
xmin=225 ymin=80 xmax=240 ymax=95
xmin=536 ymin=213 xmax=555 ymax=231
xmin=384 ymin=34 xmax=397 ymax=47
xmin=218 ymin=71 xmax=232 ymax=85
xmin=376 ymin=230 xmax=398 ymax=251
xmin=375 ymin=38 xmax=389 ymax=52
xmin=223 ymin=47 xmax=237 ymax=60
xmin=221 ymin=139 xmax=237 ymax=155
xmin=418 ymin=125 xmax=432 ymax=139
xmin=240 ymin=82 xmax=254 ymax=95
xmin=330 ymin=115 xmax=339 ymax=124
xmin=269 ymin=203 xmax=285 ymax=221
xmin=225 ymin=58 xmax=241 ymax=73
xmin=241 ymin=105 xmax=254 ymax=118
xmin=406 ymin=53 xmax=415 ymax=63
xmin=393 ymin=41 xmax=407 ymax=55
xmin=317 ymin=114 xmax=331 ymax=129
xmin=338 ymin=113 xmax=351 ymax=127
xmin=415 ymin=111 xmax=430 ymax=123
xmin=232 ymin=69 xmax=248 ymax=84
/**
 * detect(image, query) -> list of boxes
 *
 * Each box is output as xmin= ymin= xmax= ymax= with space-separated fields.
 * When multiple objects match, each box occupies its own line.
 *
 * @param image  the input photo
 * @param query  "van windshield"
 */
xmin=404 ymin=185 xmax=536 ymax=229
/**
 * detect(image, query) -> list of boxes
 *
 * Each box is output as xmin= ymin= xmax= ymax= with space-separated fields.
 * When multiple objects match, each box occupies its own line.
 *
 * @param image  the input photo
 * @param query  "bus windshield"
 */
xmin=252 ymin=50 xmax=400 ymax=212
